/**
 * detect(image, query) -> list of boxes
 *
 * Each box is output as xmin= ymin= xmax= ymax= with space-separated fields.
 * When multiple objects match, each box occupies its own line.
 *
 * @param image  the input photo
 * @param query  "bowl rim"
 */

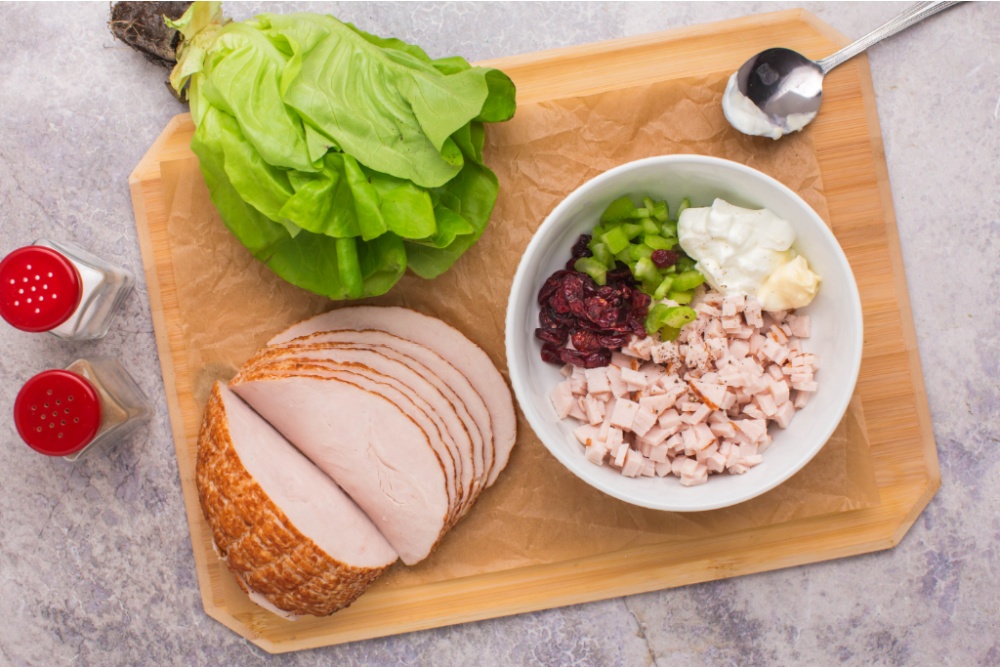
xmin=504 ymin=153 xmax=864 ymax=512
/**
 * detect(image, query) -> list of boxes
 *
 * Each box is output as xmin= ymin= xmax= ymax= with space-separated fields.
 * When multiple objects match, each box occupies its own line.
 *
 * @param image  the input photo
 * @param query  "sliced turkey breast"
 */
xmin=229 ymin=372 xmax=452 ymax=565
xmin=275 ymin=332 xmax=494 ymax=490
xmin=268 ymin=306 xmax=516 ymax=486
xmin=196 ymin=383 xmax=397 ymax=617
xmin=235 ymin=359 xmax=464 ymax=525
xmin=242 ymin=343 xmax=483 ymax=514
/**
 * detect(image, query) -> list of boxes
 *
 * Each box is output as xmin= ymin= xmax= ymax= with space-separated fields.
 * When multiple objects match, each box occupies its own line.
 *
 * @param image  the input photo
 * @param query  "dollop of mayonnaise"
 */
xmin=758 ymin=254 xmax=820 ymax=311
xmin=722 ymin=72 xmax=816 ymax=141
xmin=678 ymin=198 xmax=820 ymax=311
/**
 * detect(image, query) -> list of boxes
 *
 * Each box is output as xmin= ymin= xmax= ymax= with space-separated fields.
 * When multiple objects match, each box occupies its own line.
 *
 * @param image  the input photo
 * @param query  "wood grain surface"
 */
xmin=128 ymin=9 xmax=939 ymax=653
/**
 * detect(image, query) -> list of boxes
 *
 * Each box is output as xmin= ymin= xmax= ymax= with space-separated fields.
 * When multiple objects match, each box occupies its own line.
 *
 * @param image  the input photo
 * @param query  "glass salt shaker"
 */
xmin=0 ymin=238 xmax=134 ymax=340
xmin=14 ymin=358 xmax=151 ymax=461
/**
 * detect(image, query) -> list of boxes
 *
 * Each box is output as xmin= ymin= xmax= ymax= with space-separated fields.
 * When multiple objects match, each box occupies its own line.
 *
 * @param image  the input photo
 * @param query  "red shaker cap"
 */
xmin=0 ymin=246 xmax=82 ymax=332
xmin=14 ymin=370 xmax=102 ymax=457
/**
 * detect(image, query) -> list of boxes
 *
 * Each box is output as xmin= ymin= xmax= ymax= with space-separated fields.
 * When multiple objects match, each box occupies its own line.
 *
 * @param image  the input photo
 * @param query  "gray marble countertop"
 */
xmin=1 ymin=2 xmax=997 ymax=665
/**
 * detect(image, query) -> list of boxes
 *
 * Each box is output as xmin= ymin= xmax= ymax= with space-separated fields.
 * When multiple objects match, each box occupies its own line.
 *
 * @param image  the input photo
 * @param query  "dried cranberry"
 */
xmin=557 ymin=348 xmax=586 ymax=367
xmin=551 ymin=277 xmax=585 ymax=313
xmin=599 ymin=333 xmax=629 ymax=348
xmin=540 ymin=343 xmax=563 ymax=365
xmin=631 ymin=290 xmax=651 ymax=311
xmin=571 ymin=329 xmax=602 ymax=353
xmin=583 ymin=297 xmax=621 ymax=329
xmin=651 ymin=249 xmax=680 ymax=269
xmin=595 ymin=285 xmax=617 ymax=300
xmin=562 ymin=274 xmax=585 ymax=302
xmin=549 ymin=291 xmax=567 ymax=314
xmin=559 ymin=347 xmax=611 ymax=368
xmin=606 ymin=265 xmax=633 ymax=285
xmin=565 ymin=236 xmax=593 ymax=269
xmin=536 ymin=256 xmax=651 ymax=368
xmin=538 ymin=270 xmax=571 ymax=304
xmin=583 ymin=349 xmax=613 ymax=368
xmin=535 ymin=327 xmax=568 ymax=345
xmin=570 ymin=234 xmax=593 ymax=259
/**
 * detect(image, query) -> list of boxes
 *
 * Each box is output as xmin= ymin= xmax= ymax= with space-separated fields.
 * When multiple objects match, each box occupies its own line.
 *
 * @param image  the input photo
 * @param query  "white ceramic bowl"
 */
xmin=505 ymin=155 xmax=863 ymax=512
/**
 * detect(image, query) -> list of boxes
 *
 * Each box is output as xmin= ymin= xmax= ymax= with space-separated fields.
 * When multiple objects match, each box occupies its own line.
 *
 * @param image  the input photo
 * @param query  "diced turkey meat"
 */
xmin=549 ymin=292 xmax=817 ymax=485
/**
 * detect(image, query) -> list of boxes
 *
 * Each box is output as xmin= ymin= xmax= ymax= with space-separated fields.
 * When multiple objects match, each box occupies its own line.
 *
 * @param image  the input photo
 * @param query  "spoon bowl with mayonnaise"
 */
xmin=724 ymin=1 xmax=961 ymax=140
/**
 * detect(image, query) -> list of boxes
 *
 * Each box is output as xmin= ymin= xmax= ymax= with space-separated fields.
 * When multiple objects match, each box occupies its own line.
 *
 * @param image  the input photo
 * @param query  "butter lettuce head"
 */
xmin=169 ymin=2 xmax=515 ymax=300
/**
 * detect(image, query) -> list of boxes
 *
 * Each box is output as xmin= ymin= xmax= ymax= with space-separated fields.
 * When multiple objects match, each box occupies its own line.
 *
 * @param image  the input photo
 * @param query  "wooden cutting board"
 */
xmin=128 ymin=9 xmax=939 ymax=653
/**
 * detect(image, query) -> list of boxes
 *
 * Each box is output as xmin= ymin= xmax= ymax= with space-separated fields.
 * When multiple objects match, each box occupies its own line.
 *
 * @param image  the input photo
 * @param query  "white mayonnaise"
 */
xmin=677 ymin=199 xmax=820 ymax=311
xmin=722 ymin=72 xmax=816 ymax=141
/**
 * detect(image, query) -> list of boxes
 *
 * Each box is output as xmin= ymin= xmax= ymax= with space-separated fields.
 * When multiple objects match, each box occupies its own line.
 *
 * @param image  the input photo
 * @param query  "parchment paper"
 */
xmin=159 ymin=70 xmax=880 ymax=588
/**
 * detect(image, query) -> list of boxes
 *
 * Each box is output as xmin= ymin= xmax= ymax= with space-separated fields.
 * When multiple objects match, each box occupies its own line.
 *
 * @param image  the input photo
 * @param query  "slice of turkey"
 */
xmin=240 ymin=345 xmax=474 ymax=500
xmin=236 ymin=359 xmax=464 ymax=526
xmin=242 ymin=342 xmax=483 ymax=514
xmin=196 ymin=382 xmax=397 ymax=616
xmin=229 ymin=371 xmax=452 ymax=565
xmin=273 ymin=331 xmax=494 ymax=488
xmin=268 ymin=306 xmax=516 ymax=485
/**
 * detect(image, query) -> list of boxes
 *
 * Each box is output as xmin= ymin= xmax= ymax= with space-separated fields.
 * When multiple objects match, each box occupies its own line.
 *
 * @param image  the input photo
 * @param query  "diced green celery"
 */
xmin=600 ymin=196 xmax=636 ymax=223
xmin=645 ymin=304 xmax=671 ymax=335
xmin=663 ymin=305 xmax=697 ymax=328
xmin=622 ymin=223 xmax=643 ymax=240
xmin=652 ymin=200 xmax=669 ymax=222
xmin=652 ymin=275 xmax=674 ymax=300
xmin=659 ymin=325 xmax=681 ymax=341
xmin=668 ymin=290 xmax=694 ymax=304
xmin=589 ymin=192 xmax=703 ymax=304
xmin=590 ymin=242 xmax=613 ymax=267
xmin=643 ymin=234 xmax=673 ymax=250
xmin=630 ymin=243 xmax=654 ymax=261
xmin=573 ymin=257 xmax=608 ymax=286
xmin=676 ymin=197 xmax=691 ymax=219
xmin=634 ymin=257 xmax=660 ymax=283
xmin=600 ymin=226 xmax=630 ymax=255
xmin=671 ymin=270 xmax=705 ymax=292
xmin=645 ymin=304 xmax=696 ymax=334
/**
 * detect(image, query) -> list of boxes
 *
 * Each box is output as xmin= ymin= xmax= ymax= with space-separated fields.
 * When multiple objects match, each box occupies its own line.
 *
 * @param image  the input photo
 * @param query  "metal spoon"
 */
xmin=724 ymin=1 xmax=962 ymax=139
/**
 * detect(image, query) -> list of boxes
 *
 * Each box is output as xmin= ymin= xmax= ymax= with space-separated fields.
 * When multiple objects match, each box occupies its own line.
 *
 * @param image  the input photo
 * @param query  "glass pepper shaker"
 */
xmin=0 ymin=238 xmax=134 ymax=340
xmin=14 ymin=358 xmax=151 ymax=461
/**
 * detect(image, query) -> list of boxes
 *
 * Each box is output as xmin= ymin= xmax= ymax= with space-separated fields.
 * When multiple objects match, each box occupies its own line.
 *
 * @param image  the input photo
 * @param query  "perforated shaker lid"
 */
xmin=14 ymin=369 xmax=102 ymax=456
xmin=0 ymin=246 xmax=82 ymax=332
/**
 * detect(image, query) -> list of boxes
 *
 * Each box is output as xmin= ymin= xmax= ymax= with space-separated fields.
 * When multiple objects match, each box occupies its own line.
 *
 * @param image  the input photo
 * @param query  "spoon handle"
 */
xmin=816 ymin=1 xmax=962 ymax=73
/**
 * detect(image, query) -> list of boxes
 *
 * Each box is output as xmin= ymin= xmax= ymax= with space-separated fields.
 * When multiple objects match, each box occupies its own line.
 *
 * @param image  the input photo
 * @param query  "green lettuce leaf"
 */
xmin=170 ymin=2 xmax=515 ymax=300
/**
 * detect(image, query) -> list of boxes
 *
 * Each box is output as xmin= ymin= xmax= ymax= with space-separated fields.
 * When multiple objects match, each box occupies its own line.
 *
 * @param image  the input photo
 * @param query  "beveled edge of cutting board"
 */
xmin=127 ymin=8 xmax=939 ymax=653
